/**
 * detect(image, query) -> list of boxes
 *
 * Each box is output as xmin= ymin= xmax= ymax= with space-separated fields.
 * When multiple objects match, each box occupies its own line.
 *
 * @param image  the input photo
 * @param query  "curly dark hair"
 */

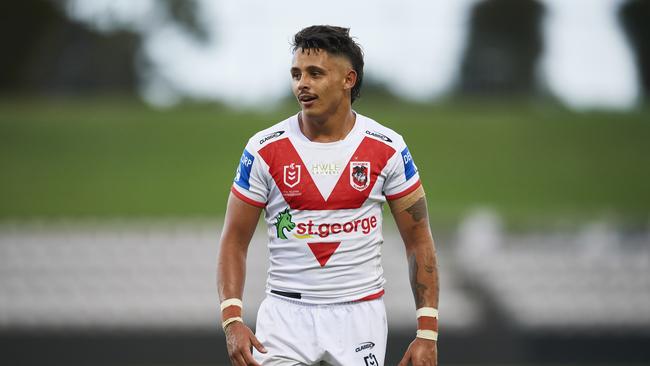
xmin=292 ymin=25 xmax=364 ymax=104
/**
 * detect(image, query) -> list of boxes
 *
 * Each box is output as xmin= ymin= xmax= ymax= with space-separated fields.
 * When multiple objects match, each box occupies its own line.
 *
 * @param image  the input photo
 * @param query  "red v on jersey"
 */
xmin=307 ymin=242 xmax=341 ymax=267
xmin=259 ymin=137 xmax=395 ymax=210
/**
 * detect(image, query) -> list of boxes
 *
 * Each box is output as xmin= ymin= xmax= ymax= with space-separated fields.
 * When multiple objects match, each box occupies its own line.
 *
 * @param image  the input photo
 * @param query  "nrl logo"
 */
xmin=284 ymin=163 xmax=301 ymax=188
xmin=350 ymin=162 xmax=370 ymax=191
xmin=274 ymin=208 xmax=295 ymax=240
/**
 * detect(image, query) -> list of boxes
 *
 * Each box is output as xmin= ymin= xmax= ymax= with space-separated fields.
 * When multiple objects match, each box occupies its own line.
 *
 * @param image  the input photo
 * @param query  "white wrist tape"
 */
xmin=416 ymin=329 xmax=438 ymax=341
xmin=220 ymin=298 xmax=243 ymax=311
xmin=222 ymin=316 xmax=243 ymax=330
xmin=416 ymin=307 xmax=439 ymax=319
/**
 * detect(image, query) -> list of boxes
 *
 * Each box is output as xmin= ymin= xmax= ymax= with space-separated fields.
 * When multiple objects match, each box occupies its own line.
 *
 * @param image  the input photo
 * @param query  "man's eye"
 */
xmin=291 ymin=73 xmax=301 ymax=80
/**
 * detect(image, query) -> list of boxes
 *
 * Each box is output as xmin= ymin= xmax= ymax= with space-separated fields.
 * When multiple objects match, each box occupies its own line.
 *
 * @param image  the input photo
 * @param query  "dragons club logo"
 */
xmin=350 ymin=162 xmax=370 ymax=191
xmin=273 ymin=208 xmax=295 ymax=240
xmin=284 ymin=163 xmax=301 ymax=188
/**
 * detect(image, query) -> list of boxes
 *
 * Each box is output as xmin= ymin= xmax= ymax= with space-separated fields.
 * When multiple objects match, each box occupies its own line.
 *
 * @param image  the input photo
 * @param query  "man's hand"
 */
xmin=225 ymin=322 xmax=267 ymax=366
xmin=398 ymin=338 xmax=437 ymax=366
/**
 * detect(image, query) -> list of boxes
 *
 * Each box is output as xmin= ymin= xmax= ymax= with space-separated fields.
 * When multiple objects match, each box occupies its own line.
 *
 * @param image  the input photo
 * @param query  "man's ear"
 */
xmin=344 ymin=69 xmax=357 ymax=91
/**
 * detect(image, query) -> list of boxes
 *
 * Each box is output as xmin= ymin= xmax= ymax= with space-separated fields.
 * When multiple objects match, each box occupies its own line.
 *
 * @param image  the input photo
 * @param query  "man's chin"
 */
xmin=300 ymin=107 xmax=321 ymax=118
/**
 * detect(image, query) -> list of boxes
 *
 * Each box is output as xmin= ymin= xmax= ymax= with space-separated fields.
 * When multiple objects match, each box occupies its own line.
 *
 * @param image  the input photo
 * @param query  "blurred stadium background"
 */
xmin=1 ymin=0 xmax=649 ymax=365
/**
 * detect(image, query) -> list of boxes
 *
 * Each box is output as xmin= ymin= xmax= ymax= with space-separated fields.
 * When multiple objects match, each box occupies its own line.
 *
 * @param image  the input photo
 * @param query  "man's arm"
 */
xmin=388 ymin=185 xmax=439 ymax=366
xmin=217 ymin=193 xmax=267 ymax=366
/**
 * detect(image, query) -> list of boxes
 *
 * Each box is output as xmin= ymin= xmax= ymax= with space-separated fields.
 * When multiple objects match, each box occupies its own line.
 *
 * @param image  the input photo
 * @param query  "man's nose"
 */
xmin=297 ymin=75 xmax=310 ymax=90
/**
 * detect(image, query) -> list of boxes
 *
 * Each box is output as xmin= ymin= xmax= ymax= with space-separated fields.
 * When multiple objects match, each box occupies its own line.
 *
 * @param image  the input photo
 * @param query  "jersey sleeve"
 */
xmin=231 ymin=140 xmax=269 ymax=208
xmin=383 ymin=138 xmax=422 ymax=200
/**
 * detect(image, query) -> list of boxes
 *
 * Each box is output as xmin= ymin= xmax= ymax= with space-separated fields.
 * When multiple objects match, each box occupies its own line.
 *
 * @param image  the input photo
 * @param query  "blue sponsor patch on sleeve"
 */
xmin=401 ymin=147 xmax=417 ymax=180
xmin=234 ymin=149 xmax=255 ymax=190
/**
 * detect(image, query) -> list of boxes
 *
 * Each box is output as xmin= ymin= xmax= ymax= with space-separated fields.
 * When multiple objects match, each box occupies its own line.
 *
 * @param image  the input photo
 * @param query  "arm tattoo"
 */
xmin=405 ymin=197 xmax=427 ymax=222
xmin=422 ymin=249 xmax=436 ymax=274
xmin=408 ymin=253 xmax=428 ymax=308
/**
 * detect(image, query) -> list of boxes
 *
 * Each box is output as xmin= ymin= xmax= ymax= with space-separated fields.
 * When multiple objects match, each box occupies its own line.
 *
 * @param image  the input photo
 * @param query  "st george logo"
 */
xmin=350 ymin=162 xmax=370 ymax=191
xmin=274 ymin=208 xmax=295 ymax=240
xmin=363 ymin=353 xmax=378 ymax=366
xmin=284 ymin=163 xmax=301 ymax=188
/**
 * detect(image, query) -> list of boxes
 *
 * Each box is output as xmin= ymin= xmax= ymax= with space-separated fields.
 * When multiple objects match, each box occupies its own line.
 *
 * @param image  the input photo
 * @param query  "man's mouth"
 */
xmin=298 ymin=94 xmax=318 ymax=103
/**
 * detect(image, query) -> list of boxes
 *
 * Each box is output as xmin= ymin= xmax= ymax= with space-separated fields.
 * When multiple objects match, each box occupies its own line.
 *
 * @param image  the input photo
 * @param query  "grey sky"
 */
xmin=65 ymin=0 xmax=639 ymax=110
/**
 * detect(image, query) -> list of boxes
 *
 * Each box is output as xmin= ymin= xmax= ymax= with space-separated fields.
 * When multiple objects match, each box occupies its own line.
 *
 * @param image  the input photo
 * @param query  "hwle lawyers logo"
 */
xmin=311 ymin=162 xmax=342 ymax=175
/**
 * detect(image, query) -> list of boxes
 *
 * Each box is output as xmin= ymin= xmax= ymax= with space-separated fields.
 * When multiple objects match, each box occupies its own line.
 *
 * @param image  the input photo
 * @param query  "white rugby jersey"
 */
xmin=231 ymin=112 xmax=420 ymax=304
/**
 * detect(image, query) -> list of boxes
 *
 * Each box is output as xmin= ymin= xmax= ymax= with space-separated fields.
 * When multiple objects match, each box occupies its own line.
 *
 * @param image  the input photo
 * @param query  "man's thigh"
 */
xmin=319 ymin=299 xmax=387 ymax=366
xmin=253 ymin=296 xmax=387 ymax=366
xmin=253 ymin=297 xmax=320 ymax=365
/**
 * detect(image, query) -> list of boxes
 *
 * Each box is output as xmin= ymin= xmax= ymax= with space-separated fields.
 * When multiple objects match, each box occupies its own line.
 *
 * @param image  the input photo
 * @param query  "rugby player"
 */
xmin=217 ymin=25 xmax=440 ymax=366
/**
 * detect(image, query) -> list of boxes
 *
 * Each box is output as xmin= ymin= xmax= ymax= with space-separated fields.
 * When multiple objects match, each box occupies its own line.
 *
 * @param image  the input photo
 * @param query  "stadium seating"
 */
xmin=0 ymin=221 xmax=478 ymax=331
xmin=1 ymin=217 xmax=647 ymax=333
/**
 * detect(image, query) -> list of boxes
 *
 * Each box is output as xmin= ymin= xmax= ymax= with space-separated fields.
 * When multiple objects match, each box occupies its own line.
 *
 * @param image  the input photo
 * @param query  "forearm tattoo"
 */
xmin=405 ymin=197 xmax=427 ymax=222
xmin=408 ymin=253 xmax=428 ymax=308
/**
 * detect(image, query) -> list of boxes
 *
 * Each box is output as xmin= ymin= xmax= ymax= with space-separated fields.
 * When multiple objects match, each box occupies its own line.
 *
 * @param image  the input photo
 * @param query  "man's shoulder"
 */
xmin=358 ymin=114 xmax=406 ymax=148
xmin=244 ymin=115 xmax=294 ymax=151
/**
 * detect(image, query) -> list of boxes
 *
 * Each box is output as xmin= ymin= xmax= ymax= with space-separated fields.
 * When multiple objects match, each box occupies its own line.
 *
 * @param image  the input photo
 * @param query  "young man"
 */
xmin=218 ymin=25 xmax=439 ymax=366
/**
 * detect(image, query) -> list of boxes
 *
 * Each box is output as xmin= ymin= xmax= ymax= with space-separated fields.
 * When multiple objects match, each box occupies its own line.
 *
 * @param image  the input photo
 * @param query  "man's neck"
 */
xmin=299 ymin=106 xmax=356 ymax=143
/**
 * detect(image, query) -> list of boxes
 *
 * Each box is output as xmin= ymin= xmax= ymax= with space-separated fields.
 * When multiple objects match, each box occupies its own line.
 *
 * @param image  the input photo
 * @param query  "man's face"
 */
xmin=290 ymin=48 xmax=355 ymax=119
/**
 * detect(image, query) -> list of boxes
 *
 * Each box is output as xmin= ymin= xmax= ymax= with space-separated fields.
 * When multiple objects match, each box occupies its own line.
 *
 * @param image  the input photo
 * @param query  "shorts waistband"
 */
xmin=270 ymin=289 xmax=301 ymax=299
xmin=268 ymin=289 xmax=384 ymax=306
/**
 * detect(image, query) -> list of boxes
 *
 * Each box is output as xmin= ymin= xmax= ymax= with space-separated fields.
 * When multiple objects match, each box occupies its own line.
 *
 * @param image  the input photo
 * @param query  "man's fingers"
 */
xmin=250 ymin=334 xmax=267 ymax=354
xmin=242 ymin=349 xmax=261 ymax=366
xmin=233 ymin=352 xmax=247 ymax=366
xmin=398 ymin=349 xmax=411 ymax=366
xmin=397 ymin=358 xmax=410 ymax=366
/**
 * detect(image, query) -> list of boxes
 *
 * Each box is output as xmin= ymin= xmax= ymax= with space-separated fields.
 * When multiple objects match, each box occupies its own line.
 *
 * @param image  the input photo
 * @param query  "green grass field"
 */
xmin=1 ymin=96 xmax=649 ymax=229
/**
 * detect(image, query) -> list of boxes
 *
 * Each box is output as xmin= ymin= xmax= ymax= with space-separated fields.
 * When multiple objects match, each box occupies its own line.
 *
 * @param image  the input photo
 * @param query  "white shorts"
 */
xmin=253 ymin=295 xmax=387 ymax=366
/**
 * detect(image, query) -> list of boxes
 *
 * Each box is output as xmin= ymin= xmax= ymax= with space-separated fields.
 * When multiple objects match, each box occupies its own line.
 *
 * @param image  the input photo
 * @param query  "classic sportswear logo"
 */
xmin=365 ymin=130 xmax=392 ymax=143
xmin=259 ymin=130 xmax=284 ymax=144
xmin=273 ymin=208 xmax=296 ymax=240
xmin=355 ymin=342 xmax=375 ymax=353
